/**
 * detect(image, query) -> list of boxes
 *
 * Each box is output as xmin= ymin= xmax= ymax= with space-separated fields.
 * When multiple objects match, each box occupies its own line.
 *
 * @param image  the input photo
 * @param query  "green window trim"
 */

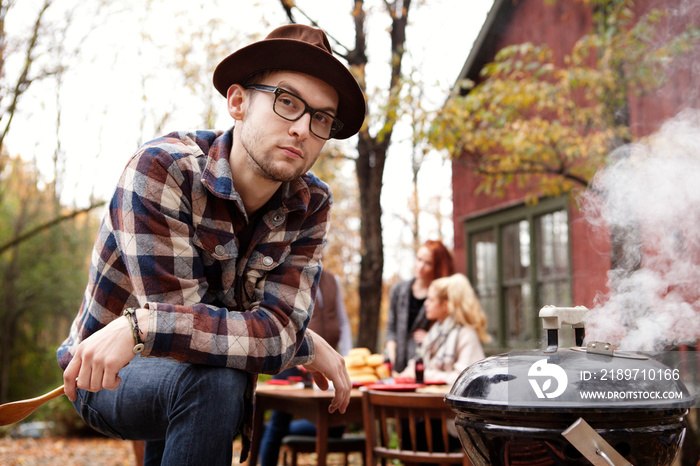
xmin=464 ymin=197 xmax=573 ymax=352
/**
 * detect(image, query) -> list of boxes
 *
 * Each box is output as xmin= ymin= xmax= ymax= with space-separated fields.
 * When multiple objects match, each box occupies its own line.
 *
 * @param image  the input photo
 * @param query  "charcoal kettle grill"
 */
xmin=445 ymin=306 xmax=696 ymax=465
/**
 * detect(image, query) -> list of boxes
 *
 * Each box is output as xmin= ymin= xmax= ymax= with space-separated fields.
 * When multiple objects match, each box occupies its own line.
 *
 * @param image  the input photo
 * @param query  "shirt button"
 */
xmin=262 ymin=256 xmax=274 ymax=267
xmin=215 ymin=245 xmax=225 ymax=256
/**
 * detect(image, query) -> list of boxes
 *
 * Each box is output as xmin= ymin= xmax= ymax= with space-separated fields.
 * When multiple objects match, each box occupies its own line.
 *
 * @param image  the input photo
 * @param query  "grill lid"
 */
xmin=446 ymin=306 xmax=696 ymax=412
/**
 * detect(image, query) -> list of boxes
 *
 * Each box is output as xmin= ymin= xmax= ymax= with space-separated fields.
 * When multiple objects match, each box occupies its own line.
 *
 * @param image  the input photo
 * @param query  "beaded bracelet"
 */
xmin=123 ymin=308 xmax=145 ymax=354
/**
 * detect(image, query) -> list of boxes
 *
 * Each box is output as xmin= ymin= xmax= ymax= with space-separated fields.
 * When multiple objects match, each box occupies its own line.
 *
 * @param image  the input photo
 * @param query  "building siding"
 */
xmin=451 ymin=0 xmax=700 ymax=309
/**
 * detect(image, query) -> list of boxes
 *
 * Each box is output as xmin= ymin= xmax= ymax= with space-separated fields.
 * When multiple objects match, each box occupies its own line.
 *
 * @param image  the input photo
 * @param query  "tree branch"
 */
xmin=469 ymin=157 xmax=591 ymax=189
xmin=0 ymin=0 xmax=52 ymax=150
xmin=0 ymin=201 xmax=105 ymax=255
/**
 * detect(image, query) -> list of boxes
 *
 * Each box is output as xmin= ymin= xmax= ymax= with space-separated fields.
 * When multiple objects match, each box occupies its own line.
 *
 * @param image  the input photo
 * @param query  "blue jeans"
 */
xmin=71 ymin=355 xmax=248 ymax=466
xmin=258 ymin=368 xmax=344 ymax=466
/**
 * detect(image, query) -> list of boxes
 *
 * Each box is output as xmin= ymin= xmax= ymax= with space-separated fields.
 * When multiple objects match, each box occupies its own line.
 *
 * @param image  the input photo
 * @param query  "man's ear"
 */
xmin=227 ymin=84 xmax=247 ymax=120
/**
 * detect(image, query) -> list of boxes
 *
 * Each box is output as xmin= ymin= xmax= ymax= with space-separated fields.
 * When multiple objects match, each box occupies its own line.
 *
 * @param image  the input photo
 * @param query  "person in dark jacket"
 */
xmin=384 ymin=240 xmax=454 ymax=373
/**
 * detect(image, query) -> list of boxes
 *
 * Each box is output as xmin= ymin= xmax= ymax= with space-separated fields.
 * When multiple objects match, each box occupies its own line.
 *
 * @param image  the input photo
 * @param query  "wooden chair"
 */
xmin=361 ymin=389 xmax=470 ymax=466
xmin=132 ymin=440 xmax=144 ymax=465
xmin=280 ymin=433 xmax=367 ymax=466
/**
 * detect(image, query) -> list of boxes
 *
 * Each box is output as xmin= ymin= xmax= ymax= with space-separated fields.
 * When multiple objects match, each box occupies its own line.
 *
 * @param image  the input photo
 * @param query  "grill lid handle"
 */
xmin=539 ymin=305 xmax=589 ymax=352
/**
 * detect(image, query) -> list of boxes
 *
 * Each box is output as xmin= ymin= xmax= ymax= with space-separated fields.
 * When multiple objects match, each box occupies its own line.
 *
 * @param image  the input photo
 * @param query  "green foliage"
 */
xmin=430 ymin=0 xmax=700 ymax=201
xmin=0 ymin=156 xmax=99 ymax=405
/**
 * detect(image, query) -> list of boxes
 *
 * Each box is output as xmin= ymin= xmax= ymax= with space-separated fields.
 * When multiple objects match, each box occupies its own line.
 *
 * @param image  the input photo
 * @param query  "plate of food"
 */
xmin=352 ymin=380 xmax=377 ymax=388
xmin=364 ymin=383 xmax=424 ymax=392
xmin=423 ymin=380 xmax=448 ymax=385
xmin=265 ymin=379 xmax=291 ymax=385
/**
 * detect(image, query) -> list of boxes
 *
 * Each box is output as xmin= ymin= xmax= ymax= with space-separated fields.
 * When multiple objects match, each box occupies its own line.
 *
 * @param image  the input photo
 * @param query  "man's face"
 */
xmin=233 ymin=71 xmax=339 ymax=183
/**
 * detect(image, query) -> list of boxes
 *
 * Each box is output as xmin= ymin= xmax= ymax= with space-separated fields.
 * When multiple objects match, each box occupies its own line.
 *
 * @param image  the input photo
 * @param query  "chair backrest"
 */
xmin=361 ymin=389 xmax=468 ymax=465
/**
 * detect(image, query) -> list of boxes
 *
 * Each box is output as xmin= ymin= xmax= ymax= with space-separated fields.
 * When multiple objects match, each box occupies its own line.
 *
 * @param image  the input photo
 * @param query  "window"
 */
xmin=466 ymin=198 xmax=572 ymax=350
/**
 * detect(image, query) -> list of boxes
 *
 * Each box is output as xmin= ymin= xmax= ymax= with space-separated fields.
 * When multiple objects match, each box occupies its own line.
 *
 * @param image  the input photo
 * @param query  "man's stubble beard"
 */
xmin=240 ymin=124 xmax=306 ymax=183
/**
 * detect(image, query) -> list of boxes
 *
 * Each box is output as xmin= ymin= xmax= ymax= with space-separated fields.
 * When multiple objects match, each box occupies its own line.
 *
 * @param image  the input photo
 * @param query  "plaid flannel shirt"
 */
xmin=57 ymin=128 xmax=331 ymax=460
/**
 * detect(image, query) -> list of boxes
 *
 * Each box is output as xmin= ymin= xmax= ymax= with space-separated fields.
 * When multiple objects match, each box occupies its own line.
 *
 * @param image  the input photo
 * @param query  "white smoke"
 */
xmin=580 ymin=108 xmax=700 ymax=351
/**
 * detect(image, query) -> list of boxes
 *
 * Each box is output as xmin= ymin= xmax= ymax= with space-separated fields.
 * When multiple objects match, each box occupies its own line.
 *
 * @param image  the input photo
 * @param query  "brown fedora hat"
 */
xmin=213 ymin=24 xmax=366 ymax=139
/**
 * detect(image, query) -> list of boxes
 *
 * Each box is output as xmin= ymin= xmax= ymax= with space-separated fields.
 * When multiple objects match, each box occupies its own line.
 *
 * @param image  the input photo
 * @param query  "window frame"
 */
xmin=464 ymin=196 xmax=573 ymax=351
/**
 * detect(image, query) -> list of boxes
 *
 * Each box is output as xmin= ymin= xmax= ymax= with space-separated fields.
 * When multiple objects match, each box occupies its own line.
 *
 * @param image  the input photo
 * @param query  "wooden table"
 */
xmin=248 ymin=384 xmax=364 ymax=466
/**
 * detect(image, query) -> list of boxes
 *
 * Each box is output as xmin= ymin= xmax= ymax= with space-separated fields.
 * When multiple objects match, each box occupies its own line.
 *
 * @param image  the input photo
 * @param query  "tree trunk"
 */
xmin=352 ymin=0 xmax=410 ymax=352
xmin=0 ymin=246 xmax=20 ymax=404
xmin=277 ymin=0 xmax=411 ymax=352
xmin=355 ymin=133 xmax=388 ymax=351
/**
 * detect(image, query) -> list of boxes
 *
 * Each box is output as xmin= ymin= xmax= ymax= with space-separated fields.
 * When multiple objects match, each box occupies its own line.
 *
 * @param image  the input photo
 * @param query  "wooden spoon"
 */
xmin=0 ymin=385 xmax=65 ymax=426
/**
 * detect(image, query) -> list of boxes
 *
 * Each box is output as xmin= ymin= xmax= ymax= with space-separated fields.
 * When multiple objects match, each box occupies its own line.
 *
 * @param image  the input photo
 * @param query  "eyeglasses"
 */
xmin=245 ymin=84 xmax=343 ymax=140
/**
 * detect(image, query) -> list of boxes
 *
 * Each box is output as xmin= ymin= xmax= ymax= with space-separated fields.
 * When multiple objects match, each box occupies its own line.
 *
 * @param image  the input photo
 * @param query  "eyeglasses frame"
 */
xmin=244 ymin=84 xmax=344 ymax=140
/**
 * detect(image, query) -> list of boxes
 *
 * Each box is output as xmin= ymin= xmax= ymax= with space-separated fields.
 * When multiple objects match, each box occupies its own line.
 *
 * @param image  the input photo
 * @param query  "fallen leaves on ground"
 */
xmin=0 ymin=436 xmax=362 ymax=465
xmin=0 ymin=436 xmax=136 ymax=465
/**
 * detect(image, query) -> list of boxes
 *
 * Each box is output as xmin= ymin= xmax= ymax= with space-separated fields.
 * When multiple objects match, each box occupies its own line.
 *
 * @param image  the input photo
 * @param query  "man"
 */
xmin=57 ymin=24 xmax=366 ymax=465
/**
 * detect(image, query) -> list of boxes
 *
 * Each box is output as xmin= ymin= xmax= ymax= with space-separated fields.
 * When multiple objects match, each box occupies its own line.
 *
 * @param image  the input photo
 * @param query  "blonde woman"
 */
xmin=399 ymin=273 xmax=491 ymax=386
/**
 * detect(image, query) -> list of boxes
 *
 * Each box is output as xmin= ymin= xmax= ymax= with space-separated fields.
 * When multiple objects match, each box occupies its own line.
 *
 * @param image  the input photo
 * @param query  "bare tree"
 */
xmin=280 ymin=0 xmax=413 ymax=351
xmin=0 ymin=0 xmax=56 ymax=152
xmin=0 ymin=0 xmax=107 ymax=249
xmin=390 ymin=97 xmax=431 ymax=254
xmin=0 ymin=0 xmax=109 ymax=400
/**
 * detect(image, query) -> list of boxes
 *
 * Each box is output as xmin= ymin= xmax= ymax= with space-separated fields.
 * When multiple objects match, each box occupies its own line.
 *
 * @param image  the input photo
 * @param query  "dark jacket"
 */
xmin=308 ymin=270 xmax=341 ymax=350
xmin=385 ymin=278 xmax=430 ymax=372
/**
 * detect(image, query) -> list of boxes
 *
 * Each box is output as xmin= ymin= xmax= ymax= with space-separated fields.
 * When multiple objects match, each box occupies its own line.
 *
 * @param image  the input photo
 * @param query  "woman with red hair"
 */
xmin=384 ymin=240 xmax=455 ymax=373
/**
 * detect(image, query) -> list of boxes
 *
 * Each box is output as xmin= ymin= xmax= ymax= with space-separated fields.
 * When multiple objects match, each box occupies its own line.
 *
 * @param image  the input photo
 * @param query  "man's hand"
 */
xmin=303 ymin=329 xmax=351 ymax=414
xmin=63 ymin=310 xmax=146 ymax=402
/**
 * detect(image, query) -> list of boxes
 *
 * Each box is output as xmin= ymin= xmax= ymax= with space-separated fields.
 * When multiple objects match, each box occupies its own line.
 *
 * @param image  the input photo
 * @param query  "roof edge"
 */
xmin=454 ymin=0 xmax=512 ymax=90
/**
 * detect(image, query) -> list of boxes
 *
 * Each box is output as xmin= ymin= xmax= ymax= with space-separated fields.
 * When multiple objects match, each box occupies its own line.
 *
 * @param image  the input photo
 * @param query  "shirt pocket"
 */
xmin=193 ymin=223 xmax=239 ymax=296
xmin=241 ymin=242 xmax=292 ymax=304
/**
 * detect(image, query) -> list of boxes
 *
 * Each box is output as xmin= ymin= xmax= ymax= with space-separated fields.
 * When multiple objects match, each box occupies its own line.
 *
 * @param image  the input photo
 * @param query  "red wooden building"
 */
xmin=451 ymin=0 xmax=700 ymax=351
